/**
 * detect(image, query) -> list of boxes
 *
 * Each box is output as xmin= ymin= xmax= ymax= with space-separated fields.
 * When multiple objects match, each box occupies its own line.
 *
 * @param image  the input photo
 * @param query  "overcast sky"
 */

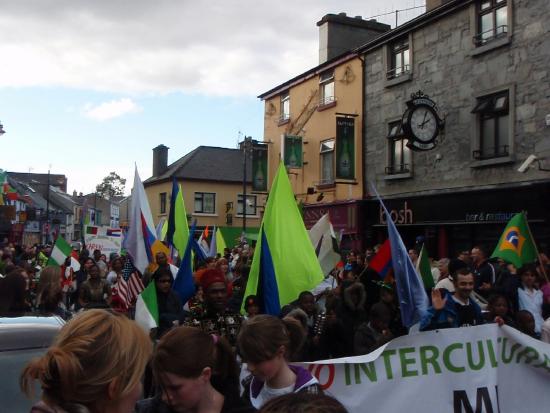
xmin=0 ymin=0 xmax=425 ymax=194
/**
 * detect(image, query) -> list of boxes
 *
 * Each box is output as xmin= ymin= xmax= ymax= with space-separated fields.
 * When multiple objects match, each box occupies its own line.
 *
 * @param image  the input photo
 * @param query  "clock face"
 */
xmin=409 ymin=106 xmax=437 ymax=143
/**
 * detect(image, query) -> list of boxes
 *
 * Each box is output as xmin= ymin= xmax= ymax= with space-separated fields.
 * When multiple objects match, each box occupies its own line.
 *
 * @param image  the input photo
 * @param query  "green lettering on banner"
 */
xmin=419 ymin=345 xmax=442 ymax=375
xmin=486 ymin=340 xmax=498 ymax=368
xmin=500 ymin=338 xmax=520 ymax=364
xmin=381 ymin=349 xmax=396 ymax=380
xmin=344 ymin=363 xmax=351 ymax=386
xmin=466 ymin=341 xmax=485 ymax=371
xmin=399 ymin=347 xmax=419 ymax=377
xmin=443 ymin=343 xmax=465 ymax=373
xmin=354 ymin=362 xmax=378 ymax=384
xmin=532 ymin=353 xmax=550 ymax=373
xmin=516 ymin=346 xmax=539 ymax=365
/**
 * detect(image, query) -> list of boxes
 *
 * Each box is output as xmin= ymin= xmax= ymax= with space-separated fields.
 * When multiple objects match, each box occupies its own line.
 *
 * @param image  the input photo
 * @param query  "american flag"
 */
xmin=113 ymin=257 xmax=144 ymax=309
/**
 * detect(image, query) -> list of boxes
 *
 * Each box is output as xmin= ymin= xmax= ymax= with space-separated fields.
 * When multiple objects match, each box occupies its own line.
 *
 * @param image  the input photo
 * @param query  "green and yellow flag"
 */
xmin=491 ymin=212 xmax=537 ymax=268
xmin=243 ymin=162 xmax=323 ymax=315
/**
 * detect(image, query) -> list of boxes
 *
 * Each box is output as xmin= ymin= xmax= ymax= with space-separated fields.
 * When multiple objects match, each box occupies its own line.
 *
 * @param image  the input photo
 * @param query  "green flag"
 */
xmin=416 ymin=244 xmax=434 ymax=289
xmin=216 ymin=228 xmax=227 ymax=257
xmin=166 ymin=181 xmax=190 ymax=259
xmin=47 ymin=236 xmax=72 ymax=267
xmin=491 ymin=212 xmax=538 ymax=268
xmin=135 ymin=282 xmax=159 ymax=331
xmin=243 ymin=162 xmax=324 ymax=315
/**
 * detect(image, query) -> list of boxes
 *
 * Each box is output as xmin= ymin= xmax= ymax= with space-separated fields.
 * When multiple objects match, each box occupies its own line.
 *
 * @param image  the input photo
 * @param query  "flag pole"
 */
xmin=523 ymin=210 xmax=548 ymax=283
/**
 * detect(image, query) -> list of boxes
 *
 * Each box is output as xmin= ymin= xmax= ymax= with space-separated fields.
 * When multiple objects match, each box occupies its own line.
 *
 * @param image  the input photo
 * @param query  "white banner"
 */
xmin=303 ymin=325 xmax=550 ymax=413
xmin=84 ymin=226 xmax=122 ymax=259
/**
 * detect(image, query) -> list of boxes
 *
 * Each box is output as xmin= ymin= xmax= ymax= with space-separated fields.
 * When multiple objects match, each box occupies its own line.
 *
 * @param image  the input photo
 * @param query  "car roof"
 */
xmin=0 ymin=315 xmax=64 ymax=352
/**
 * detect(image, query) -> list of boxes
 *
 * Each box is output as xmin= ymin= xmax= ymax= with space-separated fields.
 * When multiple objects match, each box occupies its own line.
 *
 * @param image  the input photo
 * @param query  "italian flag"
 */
xmin=47 ymin=236 xmax=81 ymax=271
xmin=135 ymin=282 xmax=159 ymax=332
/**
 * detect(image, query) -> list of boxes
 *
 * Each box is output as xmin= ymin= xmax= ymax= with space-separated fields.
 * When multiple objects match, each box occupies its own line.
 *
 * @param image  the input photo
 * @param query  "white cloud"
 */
xmin=0 ymin=0 xmax=423 ymax=97
xmin=83 ymin=98 xmax=142 ymax=121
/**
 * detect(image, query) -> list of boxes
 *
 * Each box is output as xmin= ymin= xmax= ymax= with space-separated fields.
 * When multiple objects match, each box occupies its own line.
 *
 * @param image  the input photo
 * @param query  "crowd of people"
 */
xmin=1 ymin=238 xmax=549 ymax=412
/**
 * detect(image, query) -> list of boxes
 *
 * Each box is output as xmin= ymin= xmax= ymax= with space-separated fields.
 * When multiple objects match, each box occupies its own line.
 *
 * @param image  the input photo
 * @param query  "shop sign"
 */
xmin=465 ymin=211 xmax=520 ymax=223
xmin=379 ymin=201 xmax=414 ymax=225
xmin=24 ymin=221 xmax=40 ymax=232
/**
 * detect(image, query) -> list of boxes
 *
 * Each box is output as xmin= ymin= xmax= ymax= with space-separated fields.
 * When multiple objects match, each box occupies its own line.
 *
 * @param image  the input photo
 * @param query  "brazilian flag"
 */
xmin=243 ymin=161 xmax=324 ymax=316
xmin=491 ymin=212 xmax=538 ymax=268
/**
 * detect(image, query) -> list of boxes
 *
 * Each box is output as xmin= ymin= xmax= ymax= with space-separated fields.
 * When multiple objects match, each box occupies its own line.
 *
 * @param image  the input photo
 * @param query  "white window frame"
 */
xmin=280 ymin=91 xmax=290 ymax=122
xmin=319 ymin=139 xmax=335 ymax=185
xmin=319 ymin=71 xmax=335 ymax=106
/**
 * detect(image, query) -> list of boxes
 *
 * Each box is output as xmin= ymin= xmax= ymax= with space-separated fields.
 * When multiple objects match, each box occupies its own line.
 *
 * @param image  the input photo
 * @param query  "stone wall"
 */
xmin=363 ymin=0 xmax=550 ymax=197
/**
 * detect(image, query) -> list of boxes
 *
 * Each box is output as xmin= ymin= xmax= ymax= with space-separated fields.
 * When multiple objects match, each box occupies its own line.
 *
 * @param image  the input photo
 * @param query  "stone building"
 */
xmin=359 ymin=0 xmax=550 ymax=255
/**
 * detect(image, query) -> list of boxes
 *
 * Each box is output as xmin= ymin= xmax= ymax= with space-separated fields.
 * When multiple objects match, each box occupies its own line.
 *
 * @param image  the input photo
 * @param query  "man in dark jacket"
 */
xmin=420 ymin=268 xmax=486 ymax=331
xmin=154 ymin=267 xmax=184 ymax=339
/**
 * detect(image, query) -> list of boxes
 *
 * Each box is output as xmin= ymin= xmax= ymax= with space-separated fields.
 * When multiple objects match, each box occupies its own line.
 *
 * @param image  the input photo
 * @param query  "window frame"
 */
xmin=236 ymin=194 xmax=258 ymax=217
xmin=475 ymin=0 xmax=508 ymax=46
xmin=470 ymin=84 xmax=515 ymax=168
xmin=319 ymin=139 xmax=335 ymax=185
xmin=319 ymin=70 xmax=335 ymax=106
xmin=471 ymin=90 xmax=510 ymax=160
xmin=280 ymin=91 xmax=290 ymax=122
xmin=386 ymin=121 xmax=412 ymax=176
xmin=194 ymin=192 xmax=216 ymax=214
xmin=387 ymin=37 xmax=411 ymax=80
xmin=159 ymin=192 xmax=167 ymax=214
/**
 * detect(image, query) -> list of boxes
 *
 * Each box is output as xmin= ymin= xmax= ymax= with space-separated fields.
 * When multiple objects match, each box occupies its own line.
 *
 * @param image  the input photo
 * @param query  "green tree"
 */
xmin=95 ymin=172 xmax=126 ymax=199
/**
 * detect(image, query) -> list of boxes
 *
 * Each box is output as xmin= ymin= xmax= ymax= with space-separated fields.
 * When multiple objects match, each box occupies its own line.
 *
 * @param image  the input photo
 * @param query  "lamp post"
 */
xmin=242 ymin=136 xmax=253 ymax=242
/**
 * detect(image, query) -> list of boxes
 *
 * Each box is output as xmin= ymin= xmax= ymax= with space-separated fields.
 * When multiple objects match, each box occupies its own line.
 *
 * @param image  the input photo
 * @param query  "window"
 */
xmin=280 ymin=91 xmax=290 ymax=122
xmin=319 ymin=71 xmax=335 ymax=106
xmin=237 ymin=194 xmax=257 ymax=216
xmin=471 ymin=90 xmax=509 ymax=160
xmin=194 ymin=192 xmax=216 ymax=214
xmin=388 ymin=38 xmax=410 ymax=79
xmin=319 ymin=139 xmax=335 ymax=184
xmin=475 ymin=0 xmax=508 ymax=45
xmin=386 ymin=122 xmax=411 ymax=175
xmin=159 ymin=192 xmax=167 ymax=214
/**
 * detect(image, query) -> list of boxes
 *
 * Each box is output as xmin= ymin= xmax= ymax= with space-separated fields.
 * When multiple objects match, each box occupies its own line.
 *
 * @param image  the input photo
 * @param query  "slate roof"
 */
xmin=8 ymin=172 xmax=67 ymax=192
xmin=144 ymin=146 xmax=252 ymax=186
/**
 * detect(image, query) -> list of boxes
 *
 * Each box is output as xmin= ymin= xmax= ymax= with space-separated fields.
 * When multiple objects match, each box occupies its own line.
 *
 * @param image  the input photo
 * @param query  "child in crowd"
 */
xmin=515 ymin=310 xmax=539 ymax=339
xmin=354 ymin=302 xmax=394 ymax=355
xmin=485 ymin=294 xmax=515 ymax=327
xmin=517 ymin=265 xmax=544 ymax=335
xmin=244 ymin=295 xmax=260 ymax=319
xmin=238 ymin=315 xmax=321 ymax=409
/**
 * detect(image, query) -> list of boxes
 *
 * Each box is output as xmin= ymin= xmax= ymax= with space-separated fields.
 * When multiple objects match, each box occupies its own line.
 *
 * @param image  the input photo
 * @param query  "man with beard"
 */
xmin=182 ymin=268 xmax=243 ymax=347
xmin=420 ymin=268 xmax=490 ymax=330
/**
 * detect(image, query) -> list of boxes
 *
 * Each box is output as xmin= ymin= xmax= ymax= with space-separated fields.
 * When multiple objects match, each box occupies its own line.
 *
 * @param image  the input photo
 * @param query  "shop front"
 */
xmin=363 ymin=182 xmax=550 ymax=259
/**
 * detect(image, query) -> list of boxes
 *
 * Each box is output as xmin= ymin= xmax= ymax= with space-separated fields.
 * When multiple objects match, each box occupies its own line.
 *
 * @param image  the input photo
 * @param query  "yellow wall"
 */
xmin=262 ymin=57 xmax=363 ymax=205
xmin=145 ymin=180 xmax=263 ymax=228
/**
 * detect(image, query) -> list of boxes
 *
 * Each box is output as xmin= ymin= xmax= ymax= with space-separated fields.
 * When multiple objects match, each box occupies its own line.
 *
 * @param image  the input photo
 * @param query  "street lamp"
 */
xmin=242 ymin=136 xmax=253 ymax=242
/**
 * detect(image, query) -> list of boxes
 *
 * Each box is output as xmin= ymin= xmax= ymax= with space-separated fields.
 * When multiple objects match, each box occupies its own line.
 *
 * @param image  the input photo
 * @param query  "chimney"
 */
xmin=72 ymin=190 xmax=77 ymax=197
xmin=425 ymin=0 xmax=453 ymax=12
xmin=317 ymin=13 xmax=391 ymax=64
xmin=152 ymin=144 xmax=169 ymax=177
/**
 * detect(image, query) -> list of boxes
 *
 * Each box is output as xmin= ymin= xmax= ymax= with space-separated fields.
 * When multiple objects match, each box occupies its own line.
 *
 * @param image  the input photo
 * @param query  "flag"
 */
xmin=106 ymin=228 xmax=122 ymax=237
xmin=416 ymin=244 xmax=434 ymax=289
xmin=308 ymin=213 xmax=341 ymax=276
xmin=369 ymin=239 xmax=393 ymax=280
xmin=243 ymin=162 xmax=324 ymax=316
xmin=135 ymin=280 xmax=158 ymax=332
xmin=372 ymin=184 xmax=428 ymax=328
xmin=86 ymin=226 xmax=98 ymax=235
xmin=47 ymin=236 xmax=80 ymax=271
xmin=216 ymin=228 xmax=227 ymax=257
xmin=126 ymin=166 xmax=157 ymax=274
xmin=198 ymin=225 xmax=210 ymax=255
xmin=491 ymin=212 xmax=538 ymax=268
xmin=173 ymin=221 xmax=198 ymax=305
xmin=114 ymin=257 xmax=145 ymax=310
xmin=208 ymin=226 xmax=217 ymax=257
xmin=166 ymin=177 xmax=190 ymax=259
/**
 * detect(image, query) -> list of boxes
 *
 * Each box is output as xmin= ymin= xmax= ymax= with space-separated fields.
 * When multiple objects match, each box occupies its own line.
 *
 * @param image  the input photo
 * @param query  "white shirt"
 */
xmin=252 ymin=383 xmax=295 ymax=409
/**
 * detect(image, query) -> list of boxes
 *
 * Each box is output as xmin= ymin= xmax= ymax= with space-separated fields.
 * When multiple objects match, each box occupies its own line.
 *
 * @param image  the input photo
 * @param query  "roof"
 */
xmin=8 ymin=172 xmax=67 ymax=192
xmin=144 ymin=146 xmax=252 ymax=186
xmin=258 ymin=0 xmax=470 ymax=100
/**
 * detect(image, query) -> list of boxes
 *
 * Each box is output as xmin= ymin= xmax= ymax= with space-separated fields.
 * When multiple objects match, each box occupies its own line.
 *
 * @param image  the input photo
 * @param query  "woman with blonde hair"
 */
xmin=36 ymin=265 xmax=71 ymax=320
xmin=21 ymin=309 xmax=152 ymax=413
